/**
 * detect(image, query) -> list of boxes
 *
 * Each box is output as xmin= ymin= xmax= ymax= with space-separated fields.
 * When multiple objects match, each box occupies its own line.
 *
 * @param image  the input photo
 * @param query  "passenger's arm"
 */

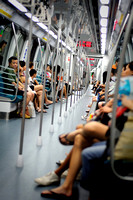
xmin=121 ymin=95 xmax=133 ymax=111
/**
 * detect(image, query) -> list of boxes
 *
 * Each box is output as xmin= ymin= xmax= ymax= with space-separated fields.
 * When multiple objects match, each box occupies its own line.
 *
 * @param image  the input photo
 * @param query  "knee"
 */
xmin=76 ymin=124 xmax=84 ymax=129
xmin=74 ymin=134 xmax=84 ymax=148
xmin=83 ymin=123 xmax=95 ymax=137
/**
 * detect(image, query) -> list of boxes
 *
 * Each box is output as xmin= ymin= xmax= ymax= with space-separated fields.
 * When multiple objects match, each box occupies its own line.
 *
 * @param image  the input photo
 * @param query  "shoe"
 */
xmin=20 ymin=113 xmax=30 ymax=119
xmin=41 ymin=190 xmax=72 ymax=199
xmin=61 ymin=170 xmax=81 ymax=181
xmin=59 ymin=133 xmax=74 ymax=145
xmin=34 ymin=171 xmax=60 ymax=186
xmin=81 ymin=115 xmax=88 ymax=121
xmin=44 ymin=105 xmax=49 ymax=109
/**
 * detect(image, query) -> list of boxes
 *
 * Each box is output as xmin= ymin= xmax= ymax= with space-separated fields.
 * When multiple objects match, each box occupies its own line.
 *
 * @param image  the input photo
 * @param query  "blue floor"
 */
xmin=0 ymin=87 xmax=92 ymax=200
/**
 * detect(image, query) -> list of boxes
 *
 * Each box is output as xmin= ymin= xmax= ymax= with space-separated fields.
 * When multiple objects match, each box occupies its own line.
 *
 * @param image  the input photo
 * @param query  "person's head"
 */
xmin=111 ymin=68 xmax=117 ymax=76
xmin=19 ymin=60 xmax=26 ymax=71
xmin=8 ymin=56 xmax=18 ymax=69
xmin=121 ymin=61 xmax=133 ymax=77
xmin=30 ymin=69 xmax=37 ymax=78
xmin=46 ymin=64 xmax=52 ymax=72
xmin=115 ymin=58 xmax=119 ymax=66
xmin=0 ymin=40 xmax=7 ymax=50
xmin=29 ymin=62 xmax=34 ymax=70
xmin=53 ymin=65 xmax=61 ymax=75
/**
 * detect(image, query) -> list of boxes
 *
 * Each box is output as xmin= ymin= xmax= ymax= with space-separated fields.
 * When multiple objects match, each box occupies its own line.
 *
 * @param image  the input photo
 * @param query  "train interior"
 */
xmin=0 ymin=0 xmax=133 ymax=200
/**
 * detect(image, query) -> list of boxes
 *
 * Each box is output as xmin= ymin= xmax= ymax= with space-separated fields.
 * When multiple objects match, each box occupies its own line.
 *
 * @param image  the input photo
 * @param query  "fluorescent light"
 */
xmin=49 ymin=30 xmax=55 ymax=37
xmin=8 ymin=0 xmax=27 ymax=12
xmin=101 ymin=38 xmax=106 ymax=43
xmin=100 ymin=0 xmax=110 ymax=4
xmin=100 ymin=6 xmax=109 ymax=17
xmin=66 ymin=46 xmax=71 ymax=51
xmin=101 ymin=33 xmax=106 ymax=39
xmin=25 ymin=13 xmax=39 ymax=22
xmin=52 ymin=34 xmax=57 ymax=39
xmin=37 ymin=23 xmax=48 ymax=31
xmin=61 ymin=41 xmax=66 ymax=47
xmin=100 ymin=27 xmax=107 ymax=33
xmin=100 ymin=18 xmax=108 ymax=27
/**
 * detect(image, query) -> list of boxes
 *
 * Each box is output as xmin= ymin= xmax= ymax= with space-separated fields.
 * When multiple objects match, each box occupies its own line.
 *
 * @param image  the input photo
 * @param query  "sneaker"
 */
xmin=34 ymin=171 xmax=60 ymax=186
xmin=61 ymin=169 xmax=81 ymax=181
xmin=81 ymin=115 xmax=88 ymax=121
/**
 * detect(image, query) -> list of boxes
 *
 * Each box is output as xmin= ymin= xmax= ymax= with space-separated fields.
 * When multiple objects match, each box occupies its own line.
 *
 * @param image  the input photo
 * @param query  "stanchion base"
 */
xmin=58 ymin=116 xmax=62 ymax=124
xmin=16 ymin=154 xmax=23 ymax=168
xmin=36 ymin=136 xmax=42 ymax=146
xmin=69 ymin=107 xmax=72 ymax=113
xmin=73 ymin=104 xmax=75 ymax=109
xmin=64 ymin=111 xmax=68 ymax=118
xmin=49 ymin=124 xmax=54 ymax=133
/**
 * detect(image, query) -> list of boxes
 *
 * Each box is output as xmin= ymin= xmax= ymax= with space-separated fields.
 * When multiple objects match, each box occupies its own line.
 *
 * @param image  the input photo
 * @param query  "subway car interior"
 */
xmin=0 ymin=0 xmax=133 ymax=200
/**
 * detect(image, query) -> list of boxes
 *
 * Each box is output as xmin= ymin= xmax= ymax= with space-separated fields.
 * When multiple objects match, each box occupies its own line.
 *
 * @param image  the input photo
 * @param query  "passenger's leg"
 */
xmin=41 ymin=134 xmax=91 ymax=197
xmin=41 ymin=122 xmax=108 ymax=197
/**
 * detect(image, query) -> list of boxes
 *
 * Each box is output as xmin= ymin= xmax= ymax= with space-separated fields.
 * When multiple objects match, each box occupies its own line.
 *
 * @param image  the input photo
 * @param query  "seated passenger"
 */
xmin=79 ymin=95 xmax=133 ymax=200
xmin=29 ymin=69 xmax=53 ymax=110
xmin=34 ymin=61 xmax=133 ymax=199
xmin=3 ymin=56 xmax=35 ymax=118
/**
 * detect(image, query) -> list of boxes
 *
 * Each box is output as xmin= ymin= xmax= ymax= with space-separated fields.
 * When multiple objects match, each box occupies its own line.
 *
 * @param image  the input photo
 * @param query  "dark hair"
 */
xmin=53 ymin=65 xmax=61 ymax=74
xmin=19 ymin=60 xmax=26 ymax=68
xmin=128 ymin=61 xmax=133 ymax=71
xmin=111 ymin=68 xmax=116 ymax=75
xmin=8 ymin=56 xmax=17 ymax=64
xmin=29 ymin=61 xmax=34 ymax=69
xmin=30 ymin=69 xmax=37 ymax=77
xmin=0 ymin=40 xmax=7 ymax=48
xmin=115 ymin=58 xmax=119 ymax=63
xmin=47 ymin=64 xmax=52 ymax=70
xmin=123 ymin=63 xmax=128 ymax=71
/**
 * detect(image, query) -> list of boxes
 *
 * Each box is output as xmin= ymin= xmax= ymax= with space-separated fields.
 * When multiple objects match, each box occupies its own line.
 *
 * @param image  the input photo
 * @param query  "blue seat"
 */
xmin=0 ymin=73 xmax=23 ymax=103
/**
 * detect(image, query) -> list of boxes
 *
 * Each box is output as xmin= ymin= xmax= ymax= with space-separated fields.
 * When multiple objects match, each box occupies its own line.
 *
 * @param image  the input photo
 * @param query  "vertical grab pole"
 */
xmin=16 ymin=1 xmax=35 ymax=167
xmin=110 ymin=9 xmax=133 ymax=180
xmin=58 ymin=38 xmax=64 ymax=124
xmin=69 ymin=54 xmax=76 ymax=112
xmin=49 ymin=14 xmax=62 ymax=133
xmin=36 ymin=33 xmax=50 ymax=146
xmin=64 ymin=50 xmax=72 ymax=118
xmin=11 ymin=22 xmax=20 ymax=102
xmin=105 ymin=14 xmax=129 ymax=103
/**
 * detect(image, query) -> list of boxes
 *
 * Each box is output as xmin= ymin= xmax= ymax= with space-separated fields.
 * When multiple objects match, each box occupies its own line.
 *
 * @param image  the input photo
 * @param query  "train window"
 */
xmin=0 ymin=15 xmax=13 ymax=67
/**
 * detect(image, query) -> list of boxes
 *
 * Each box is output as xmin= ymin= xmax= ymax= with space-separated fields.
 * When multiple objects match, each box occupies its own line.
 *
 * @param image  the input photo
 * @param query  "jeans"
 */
xmin=80 ymin=141 xmax=106 ymax=190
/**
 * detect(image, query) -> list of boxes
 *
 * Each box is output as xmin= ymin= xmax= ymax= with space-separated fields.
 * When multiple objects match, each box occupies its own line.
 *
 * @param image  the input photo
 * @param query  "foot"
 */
xmin=38 ymin=109 xmax=47 ymax=113
xmin=41 ymin=185 xmax=72 ymax=198
xmin=45 ymin=100 xmax=53 ymax=105
xmin=44 ymin=105 xmax=49 ymax=109
xmin=35 ymin=171 xmax=60 ymax=186
xmin=59 ymin=133 xmax=74 ymax=145
xmin=20 ymin=113 xmax=30 ymax=119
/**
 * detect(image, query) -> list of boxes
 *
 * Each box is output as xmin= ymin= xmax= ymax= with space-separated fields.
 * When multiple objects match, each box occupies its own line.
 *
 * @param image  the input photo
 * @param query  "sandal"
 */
xmin=59 ymin=133 xmax=74 ymax=145
xmin=38 ymin=109 xmax=47 ymax=113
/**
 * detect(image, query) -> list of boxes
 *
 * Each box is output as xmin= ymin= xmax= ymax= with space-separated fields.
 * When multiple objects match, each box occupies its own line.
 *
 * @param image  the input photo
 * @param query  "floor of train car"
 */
xmin=0 ymin=86 xmax=93 ymax=200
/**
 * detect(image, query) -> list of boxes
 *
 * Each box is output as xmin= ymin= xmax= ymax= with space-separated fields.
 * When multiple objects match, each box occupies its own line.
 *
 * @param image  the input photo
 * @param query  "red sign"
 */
xmin=77 ymin=41 xmax=92 ymax=47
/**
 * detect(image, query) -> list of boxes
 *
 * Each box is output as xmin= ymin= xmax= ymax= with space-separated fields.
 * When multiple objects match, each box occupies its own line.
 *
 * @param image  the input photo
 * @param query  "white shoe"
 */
xmin=34 ymin=171 xmax=60 ymax=186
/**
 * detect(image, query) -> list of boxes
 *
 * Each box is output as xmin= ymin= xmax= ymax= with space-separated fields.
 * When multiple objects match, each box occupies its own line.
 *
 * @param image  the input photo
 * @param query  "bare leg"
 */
xmin=59 ymin=128 xmax=83 ymax=144
xmin=41 ymin=121 xmax=109 ymax=196
xmin=55 ymin=149 xmax=73 ymax=177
